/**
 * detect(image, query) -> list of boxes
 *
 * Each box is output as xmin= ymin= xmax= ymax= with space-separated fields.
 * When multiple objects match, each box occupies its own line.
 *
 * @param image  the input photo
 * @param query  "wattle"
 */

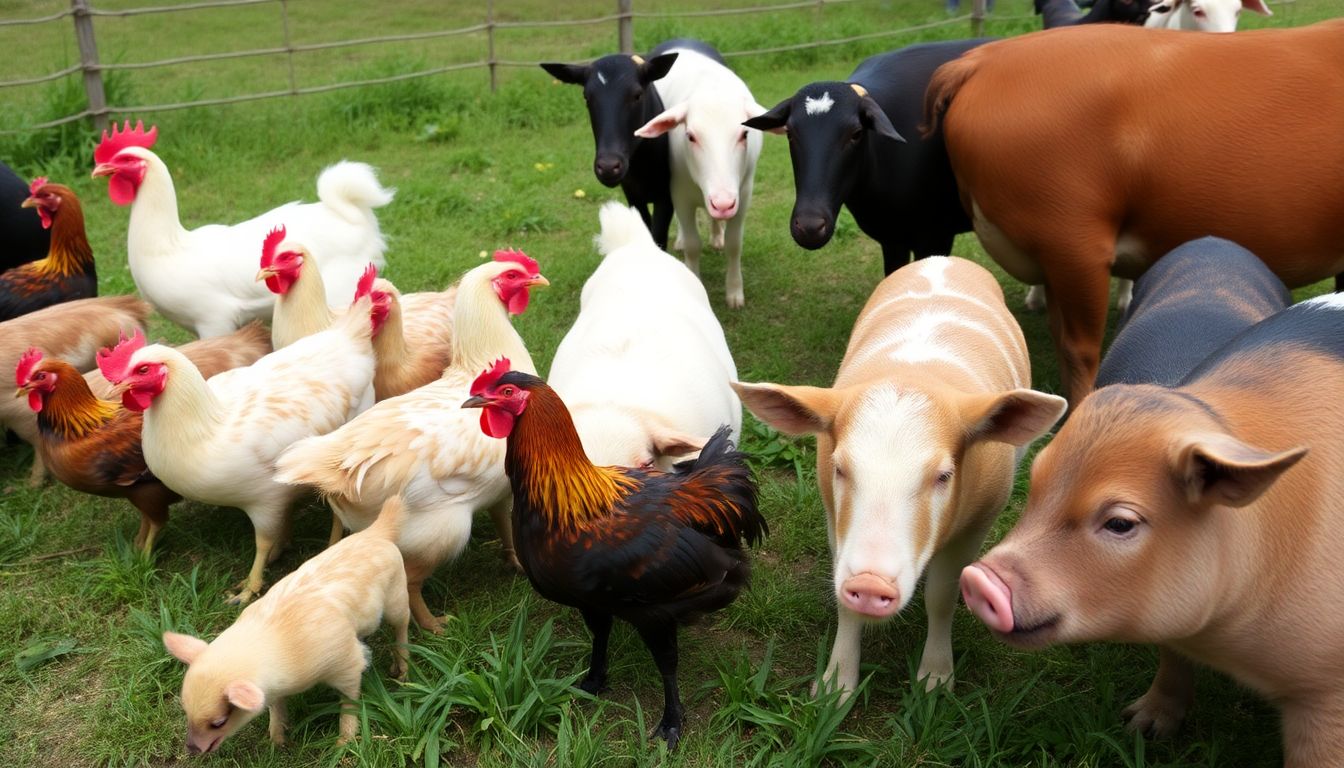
xmin=122 ymin=388 xmax=155 ymax=412
xmin=108 ymin=175 xmax=138 ymax=206
xmin=265 ymin=273 xmax=294 ymax=295
xmin=37 ymin=208 xmax=52 ymax=229
xmin=26 ymin=390 xmax=43 ymax=413
xmin=505 ymin=288 xmax=530 ymax=316
xmin=481 ymin=407 xmax=515 ymax=438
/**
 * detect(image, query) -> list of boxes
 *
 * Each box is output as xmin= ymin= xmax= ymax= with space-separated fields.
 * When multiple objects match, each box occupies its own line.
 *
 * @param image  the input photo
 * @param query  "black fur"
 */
xmin=1035 ymin=0 xmax=1153 ymax=28
xmin=0 ymin=162 xmax=49 ymax=271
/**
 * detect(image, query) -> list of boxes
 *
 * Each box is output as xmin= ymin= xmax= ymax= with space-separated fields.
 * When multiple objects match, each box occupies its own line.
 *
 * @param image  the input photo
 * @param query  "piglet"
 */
xmin=735 ymin=257 xmax=1064 ymax=697
xmin=163 ymin=496 xmax=411 ymax=755
xmin=961 ymin=292 xmax=1344 ymax=767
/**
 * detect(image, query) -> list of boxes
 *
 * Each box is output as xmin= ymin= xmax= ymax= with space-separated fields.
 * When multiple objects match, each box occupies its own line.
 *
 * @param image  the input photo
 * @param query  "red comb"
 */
xmin=470 ymin=357 xmax=512 ymax=397
xmin=93 ymin=121 xmax=158 ymax=165
xmin=352 ymin=263 xmax=378 ymax=305
xmin=27 ymin=177 xmax=48 ymax=196
xmin=259 ymin=225 xmax=286 ymax=269
xmin=96 ymin=328 xmax=147 ymax=384
xmin=493 ymin=249 xmax=539 ymax=276
xmin=15 ymin=348 xmax=42 ymax=387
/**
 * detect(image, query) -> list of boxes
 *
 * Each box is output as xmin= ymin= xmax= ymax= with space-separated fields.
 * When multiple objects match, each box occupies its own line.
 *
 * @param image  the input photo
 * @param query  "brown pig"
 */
xmin=734 ymin=256 xmax=1065 ymax=697
xmin=961 ymin=293 xmax=1344 ymax=767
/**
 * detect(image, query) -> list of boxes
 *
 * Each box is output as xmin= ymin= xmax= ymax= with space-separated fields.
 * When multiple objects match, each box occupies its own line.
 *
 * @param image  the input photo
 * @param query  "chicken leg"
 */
xmin=635 ymin=620 xmax=684 ymax=749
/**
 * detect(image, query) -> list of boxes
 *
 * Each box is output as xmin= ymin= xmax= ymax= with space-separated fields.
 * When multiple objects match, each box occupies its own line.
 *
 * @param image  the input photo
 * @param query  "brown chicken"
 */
xmin=462 ymin=359 xmax=766 ymax=748
xmin=368 ymin=278 xmax=455 ymax=400
xmin=1 ymin=178 xmax=98 ymax=321
xmin=15 ymin=322 xmax=271 ymax=555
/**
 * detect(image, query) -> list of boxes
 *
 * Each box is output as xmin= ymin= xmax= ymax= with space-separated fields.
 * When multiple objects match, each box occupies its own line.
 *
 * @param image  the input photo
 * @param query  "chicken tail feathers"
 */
xmin=669 ymin=425 xmax=767 ymax=548
xmin=274 ymin=434 xmax=359 ymax=499
xmin=316 ymin=161 xmax=395 ymax=225
xmin=595 ymin=201 xmax=657 ymax=256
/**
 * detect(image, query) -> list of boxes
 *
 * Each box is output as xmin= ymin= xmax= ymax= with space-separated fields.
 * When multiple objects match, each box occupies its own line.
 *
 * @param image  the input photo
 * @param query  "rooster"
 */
xmin=1 ymin=161 xmax=48 ymax=271
xmin=96 ymin=277 xmax=381 ymax=603
xmin=90 ymin=121 xmax=394 ymax=338
xmin=274 ymin=251 xmax=546 ymax=632
xmin=461 ymin=359 xmax=766 ymax=748
xmin=256 ymin=227 xmax=455 ymax=399
xmin=15 ymin=323 xmax=271 ymax=555
xmin=0 ymin=295 xmax=150 ymax=487
xmin=0 ymin=178 xmax=98 ymax=321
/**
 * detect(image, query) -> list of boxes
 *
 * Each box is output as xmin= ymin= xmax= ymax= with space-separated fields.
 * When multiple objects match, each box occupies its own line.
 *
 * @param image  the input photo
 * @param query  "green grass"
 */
xmin=1 ymin=0 xmax=1341 ymax=765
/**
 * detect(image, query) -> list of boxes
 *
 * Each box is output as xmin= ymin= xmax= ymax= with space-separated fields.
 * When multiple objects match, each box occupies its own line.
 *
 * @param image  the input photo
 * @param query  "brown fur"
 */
xmin=927 ymin=21 xmax=1344 ymax=404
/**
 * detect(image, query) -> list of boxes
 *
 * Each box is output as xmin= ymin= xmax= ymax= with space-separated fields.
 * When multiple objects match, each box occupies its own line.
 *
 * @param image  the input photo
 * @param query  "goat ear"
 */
xmin=163 ymin=632 xmax=209 ymax=666
xmin=1242 ymin=0 xmax=1272 ymax=15
xmin=540 ymin=62 xmax=589 ymax=85
xmin=960 ymin=389 xmax=1068 ymax=447
xmin=732 ymin=381 xmax=839 ymax=436
xmin=1171 ymin=433 xmax=1305 ymax=509
xmin=743 ymin=98 xmax=790 ymax=135
xmin=225 ymin=680 xmax=266 ymax=712
xmin=635 ymin=102 xmax=688 ymax=138
xmin=639 ymin=52 xmax=678 ymax=84
xmin=858 ymin=97 xmax=905 ymax=143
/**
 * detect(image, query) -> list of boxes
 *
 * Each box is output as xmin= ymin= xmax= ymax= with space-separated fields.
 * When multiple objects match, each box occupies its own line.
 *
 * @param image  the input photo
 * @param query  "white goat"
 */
xmin=634 ymin=48 xmax=765 ymax=309
xmin=548 ymin=202 xmax=741 ymax=470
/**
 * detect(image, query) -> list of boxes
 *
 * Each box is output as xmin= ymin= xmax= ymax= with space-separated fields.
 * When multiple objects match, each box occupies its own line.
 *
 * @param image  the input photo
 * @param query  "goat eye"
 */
xmin=935 ymin=470 xmax=953 ymax=486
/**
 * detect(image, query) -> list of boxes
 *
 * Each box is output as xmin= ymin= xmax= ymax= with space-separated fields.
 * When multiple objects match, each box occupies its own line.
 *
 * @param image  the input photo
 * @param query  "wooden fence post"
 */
xmin=71 ymin=0 xmax=107 ymax=132
xmin=970 ymin=0 xmax=986 ymax=36
xmin=279 ymin=0 xmax=297 ymax=95
xmin=618 ymin=0 xmax=633 ymax=55
xmin=487 ymin=0 xmax=497 ymax=93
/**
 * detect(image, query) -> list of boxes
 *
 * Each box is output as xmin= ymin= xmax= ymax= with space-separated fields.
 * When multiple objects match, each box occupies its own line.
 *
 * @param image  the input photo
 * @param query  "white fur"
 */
xmin=117 ymin=151 xmax=393 ymax=338
xmin=548 ymin=202 xmax=741 ymax=469
xmin=634 ymin=49 xmax=766 ymax=308
xmin=804 ymin=92 xmax=834 ymax=116
xmin=1145 ymin=0 xmax=1269 ymax=32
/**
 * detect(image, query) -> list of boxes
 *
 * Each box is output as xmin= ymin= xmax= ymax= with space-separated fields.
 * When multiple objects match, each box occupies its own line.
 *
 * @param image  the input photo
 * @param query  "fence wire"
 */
xmin=0 ymin=0 xmax=998 ymax=135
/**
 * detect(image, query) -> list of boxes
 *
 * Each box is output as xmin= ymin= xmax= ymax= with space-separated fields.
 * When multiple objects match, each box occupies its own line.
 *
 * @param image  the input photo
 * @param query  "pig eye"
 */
xmin=935 ymin=469 xmax=953 ymax=486
xmin=1099 ymin=508 xmax=1143 ymax=538
xmin=833 ymin=464 xmax=847 ymax=481
xmin=209 ymin=716 xmax=227 ymax=729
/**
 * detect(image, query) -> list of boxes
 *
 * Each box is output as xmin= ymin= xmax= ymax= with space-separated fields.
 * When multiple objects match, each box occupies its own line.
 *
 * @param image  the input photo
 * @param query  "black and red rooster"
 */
xmin=1 ymin=177 xmax=98 ymax=321
xmin=462 ymin=358 xmax=766 ymax=748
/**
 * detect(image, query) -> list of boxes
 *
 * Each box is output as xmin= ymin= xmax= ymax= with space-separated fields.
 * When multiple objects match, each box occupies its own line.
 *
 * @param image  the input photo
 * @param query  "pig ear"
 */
xmin=1172 ymin=433 xmax=1306 ymax=509
xmin=858 ymin=97 xmax=905 ymax=144
xmin=732 ymin=381 xmax=840 ymax=436
xmin=639 ymin=52 xmax=678 ymax=84
xmin=224 ymin=680 xmax=266 ymax=712
xmin=651 ymin=426 xmax=708 ymax=461
xmin=1243 ymin=0 xmax=1272 ymax=15
xmin=743 ymin=98 xmax=790 ymax=135
xmin=962 ymin=389 xmax=1068 ymax=447
xmin=539 ymin=62 xmax=589 ymax=85
xmin=163 ymin=632 xmax=209 ymax=666
xmin=635 ymin=102 xmax=689 ymax=139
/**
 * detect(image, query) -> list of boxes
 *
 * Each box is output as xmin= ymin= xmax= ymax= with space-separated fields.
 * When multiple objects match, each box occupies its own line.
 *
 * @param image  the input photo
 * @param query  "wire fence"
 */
xmin=0 ymin=0 xmax=1007 ymax=135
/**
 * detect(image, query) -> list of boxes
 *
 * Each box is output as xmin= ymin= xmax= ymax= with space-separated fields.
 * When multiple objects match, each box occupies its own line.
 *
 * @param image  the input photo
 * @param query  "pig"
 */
xmin=163 ymin=496 xmax=410 ymax=754
xmin=635 ymin=46 xmax=766 ymax=308
xmin=960 ymin=292 xmax=1344 ymax=767
xmin=733 ymin=257 xmax=1065 ymax=696
xmin=548 ymin=201 xmax=739 ymax=470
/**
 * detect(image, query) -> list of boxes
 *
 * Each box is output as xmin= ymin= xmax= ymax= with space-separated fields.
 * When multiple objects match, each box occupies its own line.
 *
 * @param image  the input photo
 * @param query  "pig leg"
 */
xmin=385 ymin=580 xmax=411 ymax=679
xmin=819 ymin=608 xmax=864 ymax=699
xmin=1045 ymin=258 xmax=1111 ymax=407
xmin=268 ymin=697 xmax=288 ymax=746
xmin=1121 ymin=646 xmax=1194 ymax=738
xmin=332 ymin=646 xmax=365 ymax=745
xmin=723 ymin=212 xmax=746 ymax=309
xmin=1280 ymin=695 xmax=1344 ymax=768
xmin=917 ymin=529 xmax=988 ymax=691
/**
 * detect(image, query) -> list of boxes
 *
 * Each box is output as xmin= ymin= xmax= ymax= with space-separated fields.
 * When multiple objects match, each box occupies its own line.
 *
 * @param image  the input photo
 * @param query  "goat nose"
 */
xmin=791 ymin=214 xmax=831 ymax=248
xmin=839 ymin=573 xmax=901 ymax=618
xmin=593 ymin=156 xmax=625 ymax=185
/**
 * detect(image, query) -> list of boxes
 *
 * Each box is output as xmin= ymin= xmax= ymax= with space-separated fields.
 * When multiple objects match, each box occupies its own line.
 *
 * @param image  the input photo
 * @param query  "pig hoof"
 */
xmin=1122 ymin=695 xmax=1187 ymax=738
xmin=1024 ymin=285 xmax=1047 ymax=312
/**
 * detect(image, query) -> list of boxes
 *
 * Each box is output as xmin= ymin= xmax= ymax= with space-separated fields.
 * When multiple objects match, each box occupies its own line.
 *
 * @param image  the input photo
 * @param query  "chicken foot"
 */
xmin=635 ymin=620 xmax=684 ymax=750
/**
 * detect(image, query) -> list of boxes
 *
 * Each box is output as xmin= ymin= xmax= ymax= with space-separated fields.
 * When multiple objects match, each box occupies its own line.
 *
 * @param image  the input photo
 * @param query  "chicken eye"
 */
xmin=501 ymin=386 xmax=515 ymax=397
xmin=136 ymin=365 xmax=150 ymax=374
xmin=33 ymin=372 xmax=45 ymax=381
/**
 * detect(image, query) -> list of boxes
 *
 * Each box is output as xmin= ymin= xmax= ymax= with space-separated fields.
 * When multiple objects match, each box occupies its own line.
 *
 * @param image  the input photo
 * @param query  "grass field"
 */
xmin=1 ymin=0 xmax=1340 ymax=765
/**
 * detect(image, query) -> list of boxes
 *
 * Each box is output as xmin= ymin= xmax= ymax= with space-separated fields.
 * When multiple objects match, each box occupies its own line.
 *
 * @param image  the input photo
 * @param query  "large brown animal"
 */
xmin=924 ymin=20 xmax=1344 ymax=405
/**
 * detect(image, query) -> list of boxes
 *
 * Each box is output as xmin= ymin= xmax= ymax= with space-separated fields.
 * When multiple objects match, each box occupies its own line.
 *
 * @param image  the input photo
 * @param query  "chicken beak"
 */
xmin=255 ymin=268 xmax=275 ymax=282
xmin=20 ymin=196 xmax=37 ymax=209
xmin=461 ymin=395 xmax=489 ymax=409
xmin=14 ymin=387 xmax=26 ymax=399
xmin=528 ymin=274 xmax=550 ymax=288
xmin=91 ymin=163 xmax=116 ymax=179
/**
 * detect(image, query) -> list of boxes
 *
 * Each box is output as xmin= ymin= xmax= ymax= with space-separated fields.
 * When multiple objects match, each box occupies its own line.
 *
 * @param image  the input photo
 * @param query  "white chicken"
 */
xmin=255 ymin=226 xmax=456 ymax=400
xmin=275 ymin=251 xmax=546 ymax=632
xmin=96 ymin=281 xmax=382 ymax=604
xmin=91 ymin=121 xmax=394 ymax=338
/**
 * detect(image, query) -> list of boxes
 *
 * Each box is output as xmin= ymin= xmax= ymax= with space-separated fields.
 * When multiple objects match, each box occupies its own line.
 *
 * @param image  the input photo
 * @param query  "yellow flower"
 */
xmin=573 ymin=189 xmax=587 ymax=199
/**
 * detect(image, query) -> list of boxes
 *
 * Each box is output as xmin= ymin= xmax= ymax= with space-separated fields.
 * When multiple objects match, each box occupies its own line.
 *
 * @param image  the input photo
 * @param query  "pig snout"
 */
xmin=840 ymin=573 xmax=901 ymax=618
xmin=960 ymin=563 xmax=1015 ymax=634
xmin=707 ymin=191 xmax=738 ymax=220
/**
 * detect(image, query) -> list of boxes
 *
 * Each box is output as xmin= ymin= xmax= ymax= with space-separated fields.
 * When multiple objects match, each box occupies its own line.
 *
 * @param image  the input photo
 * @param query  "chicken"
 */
xmin=90 ymin=121 xmax=394 ymax=338
xmin=0 ymin=178 xmax=98 ymax=321
xmin=15 ymin=323 xmax=271 ymax=555
xmin=0 ymin=295 xmax=150 ymax=486
xmin=256 ymin=226 xmax=456 ymax=399
xmin=461 ymin=359 xmax=766 ymax=748
xmin=367 ymin=278 xmax=455 ymax=401
xmin=95 ymin=281 xmax=380 ymax=604
xmin=1 ymin=161 xmax=49 ymax=271
xmin=274 ymin=251 xmax=547 ymax=632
